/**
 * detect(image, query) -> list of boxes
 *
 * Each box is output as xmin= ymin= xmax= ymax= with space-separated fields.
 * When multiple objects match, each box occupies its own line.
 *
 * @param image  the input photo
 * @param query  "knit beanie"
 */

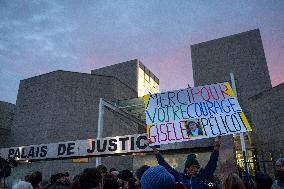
xmin=185 ymin=154 xmax=200 ymax=170
xmin=141 ymin=165 xmax=175 ymax=189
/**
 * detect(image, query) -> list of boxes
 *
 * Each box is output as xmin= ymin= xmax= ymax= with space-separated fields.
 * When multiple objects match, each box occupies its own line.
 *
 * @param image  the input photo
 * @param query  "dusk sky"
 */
xmin=1 ymin=0 xmax=283 ymax=104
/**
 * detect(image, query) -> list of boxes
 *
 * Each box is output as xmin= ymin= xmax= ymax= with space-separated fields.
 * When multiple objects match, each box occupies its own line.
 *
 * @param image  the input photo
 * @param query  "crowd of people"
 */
xmin=3 ymin=136 xmax=284 ymax=189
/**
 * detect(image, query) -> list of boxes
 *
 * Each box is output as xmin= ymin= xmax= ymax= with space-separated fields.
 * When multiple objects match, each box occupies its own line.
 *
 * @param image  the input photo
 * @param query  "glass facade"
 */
xmin=112 ymin=61 xmax=160 ymax=124
xmin=138 ymin=63 xmax=159 ymax=97
xmin=234 ymin=133 xmax=256 ymax=174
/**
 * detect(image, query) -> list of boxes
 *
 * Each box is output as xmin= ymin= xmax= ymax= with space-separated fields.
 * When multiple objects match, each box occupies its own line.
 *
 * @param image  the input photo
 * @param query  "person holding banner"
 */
xmin=148 ymin=136 xmax=221 ymax=189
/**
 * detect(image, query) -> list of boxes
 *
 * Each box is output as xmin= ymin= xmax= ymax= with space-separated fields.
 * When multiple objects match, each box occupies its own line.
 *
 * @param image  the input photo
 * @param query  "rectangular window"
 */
xmin=138 ymin=67 xmax=144 ymax=78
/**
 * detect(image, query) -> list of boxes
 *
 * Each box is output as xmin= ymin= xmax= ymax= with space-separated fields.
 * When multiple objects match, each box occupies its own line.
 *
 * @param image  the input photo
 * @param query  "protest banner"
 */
xmin=144 ymin=82 xmax=252 ymax=145
xmin=0 ymin=134 xmax=151 ymax=161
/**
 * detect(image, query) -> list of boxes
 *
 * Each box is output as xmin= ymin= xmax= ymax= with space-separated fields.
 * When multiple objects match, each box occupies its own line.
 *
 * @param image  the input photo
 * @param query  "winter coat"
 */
xmin=155 ymin=150 xmax=219 ymax=189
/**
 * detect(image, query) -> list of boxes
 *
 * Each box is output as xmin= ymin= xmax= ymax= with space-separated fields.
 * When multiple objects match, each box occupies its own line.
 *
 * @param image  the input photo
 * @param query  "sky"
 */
xmin=1 ymin=0 xmax=283 ymax=104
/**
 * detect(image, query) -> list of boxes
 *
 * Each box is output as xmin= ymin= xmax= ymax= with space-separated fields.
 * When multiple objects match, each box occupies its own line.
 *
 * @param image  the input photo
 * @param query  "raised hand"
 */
xmin=214 ymin=135 xmax=222 ymax=151
xmin=147 ymin=139 xmax=159 ymax=154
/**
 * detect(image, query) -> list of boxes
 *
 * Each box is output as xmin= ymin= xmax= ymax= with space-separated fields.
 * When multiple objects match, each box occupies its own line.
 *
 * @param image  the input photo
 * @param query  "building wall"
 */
xmin=91 ymin=59 xmax=139 ymax=96
xmin=247 ymin=84 xmax=284 ymax=177
xmin=6 ymin=70 xmax=139 ymax=186
xmin=191 ymin=29 xmax=271 ymax=104
xmin=91 ymin=59 xmax=160 ymax=97
xmin=0 ymin=101 xmax=15 ymax=148
xmin=10 ymin=71 xmax=137 ymax=146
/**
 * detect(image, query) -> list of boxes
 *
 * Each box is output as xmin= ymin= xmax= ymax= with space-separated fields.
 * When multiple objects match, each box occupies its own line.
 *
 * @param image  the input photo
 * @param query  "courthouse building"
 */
xmin=1 ymin=59 xmax=218 ymax=185
xmin=0 ymin=29 xmax=283 ymax=184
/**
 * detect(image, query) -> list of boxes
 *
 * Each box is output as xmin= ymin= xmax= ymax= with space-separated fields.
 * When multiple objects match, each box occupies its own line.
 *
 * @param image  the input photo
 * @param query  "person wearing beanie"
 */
xmin=184 ymin=154 xmax=200 ymax=176
xmin=148 ymin=136 xmax=221 ymax=189
xmin=140 ymin=165 xmax=175 ymax=189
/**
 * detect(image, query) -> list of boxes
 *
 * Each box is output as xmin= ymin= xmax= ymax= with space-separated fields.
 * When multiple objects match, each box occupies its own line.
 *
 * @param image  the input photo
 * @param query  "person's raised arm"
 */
xmin=147 ymin=139 xmax=181 ymax=181
xmin=214 ymin=135 xmax=221 ymax=151
xmin=200 ymin=136 xmax=221 ymax=180
xmin=148 ymin=139 xmax=159 ymax=155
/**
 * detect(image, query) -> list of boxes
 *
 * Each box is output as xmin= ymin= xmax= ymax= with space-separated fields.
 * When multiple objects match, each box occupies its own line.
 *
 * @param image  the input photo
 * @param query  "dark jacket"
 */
xmin=155 ymin=150 xmax=219 ymax=189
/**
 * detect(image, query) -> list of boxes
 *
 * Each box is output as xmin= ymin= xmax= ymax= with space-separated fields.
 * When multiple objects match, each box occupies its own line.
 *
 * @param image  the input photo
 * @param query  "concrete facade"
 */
xmin=6 ymin=69 xmax=140 ymax=184
xmin=91 ymin=59 xmax=159 ymax=97
xmin=247 ymin=84 xmax=284 ymax=176
xmin=91 ymin=59 xmax=139 ymax=95
xmin=0 ymin=101 xmax=15 ymax=148
xmin=191 ymin=29 xmax=272 ymax=105
xmin=10 ymin=70 xmax=138 ymax=147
